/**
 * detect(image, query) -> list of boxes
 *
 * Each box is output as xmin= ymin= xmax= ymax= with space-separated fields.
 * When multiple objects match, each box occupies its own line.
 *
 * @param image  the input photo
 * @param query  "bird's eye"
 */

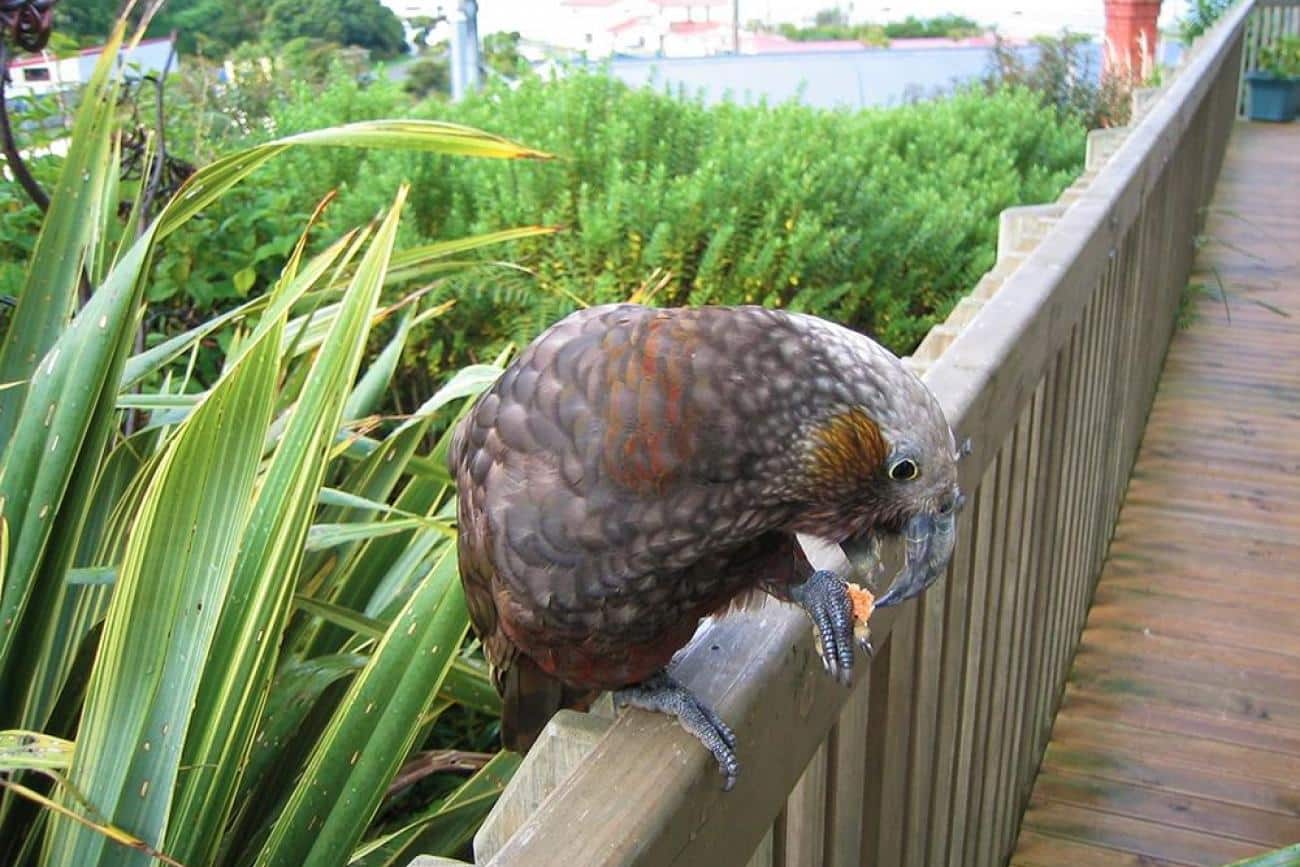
xmin=889 ymin=458 xmax=919 ymax=481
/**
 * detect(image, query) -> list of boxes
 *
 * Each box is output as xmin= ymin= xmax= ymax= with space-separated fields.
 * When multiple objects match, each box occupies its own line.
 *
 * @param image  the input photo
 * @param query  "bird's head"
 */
xmin=787 ymin=329 xmax=964 ymax=609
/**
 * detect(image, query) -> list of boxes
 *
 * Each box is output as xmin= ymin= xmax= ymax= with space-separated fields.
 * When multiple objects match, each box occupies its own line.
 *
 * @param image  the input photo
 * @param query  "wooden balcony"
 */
xmin=1011 ymin=121 xmax=1300 ymax=867
xmin=412 ymin=3 xmax=1300 ymax=865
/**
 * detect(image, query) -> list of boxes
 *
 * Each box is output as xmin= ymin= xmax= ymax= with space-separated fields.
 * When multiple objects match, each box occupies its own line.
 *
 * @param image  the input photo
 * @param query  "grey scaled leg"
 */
xmin=615 ymin=670 xmax=739 ymax=791
xmin=791 ymin=568 xmax=864 ymax=687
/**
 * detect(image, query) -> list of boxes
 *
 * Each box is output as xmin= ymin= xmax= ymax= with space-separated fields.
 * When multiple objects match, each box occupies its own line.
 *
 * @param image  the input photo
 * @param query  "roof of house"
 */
xmin=610 ymin=15 xmax=656 ymax=35
xmin=669 ymin=20 xmax=723 ymax=35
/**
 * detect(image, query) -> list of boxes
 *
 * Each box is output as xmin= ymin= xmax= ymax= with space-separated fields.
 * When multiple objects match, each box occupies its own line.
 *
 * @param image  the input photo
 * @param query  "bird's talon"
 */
xmin=615 ymin=671 xmax=739 ymax=790
xmin=793 ymin=569 xmax=859 ymax=686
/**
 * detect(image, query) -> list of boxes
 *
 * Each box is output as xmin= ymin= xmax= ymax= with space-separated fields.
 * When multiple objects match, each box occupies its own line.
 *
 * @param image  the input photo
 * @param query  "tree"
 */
xmin=54 ymin=0 xmax=266 ymax=54
xmin=482 ymin=30 xmax=527 ymax=78
xmin=53 ymin=0 xmax=119 ymax=43
xmin=155 ymin=0 xmax=267 ymax=57
xmin=264 ymin=0 xmax=407 ymax=59
xmin=813 ymin=8 xmax=848 ymax=28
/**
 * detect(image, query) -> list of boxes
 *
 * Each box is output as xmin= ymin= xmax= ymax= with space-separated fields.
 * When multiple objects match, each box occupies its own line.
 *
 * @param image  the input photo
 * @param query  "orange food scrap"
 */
xmin=846 ymin=582 xmax=875 ymax=624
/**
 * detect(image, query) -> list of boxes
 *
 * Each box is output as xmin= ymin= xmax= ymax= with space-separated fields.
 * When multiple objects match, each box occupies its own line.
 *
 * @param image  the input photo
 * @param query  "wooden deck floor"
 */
xmin=1010 ymin=122 xmax=1300 ymax=867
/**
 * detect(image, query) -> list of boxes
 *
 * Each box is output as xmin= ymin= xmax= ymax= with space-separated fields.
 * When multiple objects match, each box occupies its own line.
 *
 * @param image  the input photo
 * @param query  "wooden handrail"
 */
xmin=469 ymin=3 xmax=1255 ymax=865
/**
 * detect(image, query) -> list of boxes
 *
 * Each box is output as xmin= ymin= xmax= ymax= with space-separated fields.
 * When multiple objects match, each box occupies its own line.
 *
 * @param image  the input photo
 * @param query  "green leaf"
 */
xmin=342 ymin=308 xmax=412 ymax=423
xmin=42 ymin=262 xmax=284 ymax=866
xmin=234 ymin=267 xmax=258 ymax=296
xmin=317 ymin=487 xmax=418 ymax=516
xmin=306 ymin=518 xmax=453 ymax=552
xmin=0 ymin=731 xmax=74 ymax=773
xmin=66 ymin=568 xmax=116 ymax=586
xmin=293 ymin=595 xmax=388 ymax=641
xmin=0 ymin=21 xmax=127 ymax=441
xmin=253 ymin=547 xmax=470 ymax=866
xmin=156 ymin=121 xmax=550 ymax=240
xmin=0 ymin=219 xmax=159 ymax=720
xmin=1227 ymin=845 xmax=1300 ymax=867
xmin=166 ymin=190 xmax=408 ymax=867
xmin=348 ymin=751 xmax=519 ymax=866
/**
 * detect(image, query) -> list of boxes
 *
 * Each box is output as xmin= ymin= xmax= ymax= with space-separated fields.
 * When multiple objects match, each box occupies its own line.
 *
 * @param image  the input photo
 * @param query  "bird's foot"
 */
xmin=792 ymin=569 xmax=867 ymax=686
xmin=615 ymin=670 xmax=739 ymax=791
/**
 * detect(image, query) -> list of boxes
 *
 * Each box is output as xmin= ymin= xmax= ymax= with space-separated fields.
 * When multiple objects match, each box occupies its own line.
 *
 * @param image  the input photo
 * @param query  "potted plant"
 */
xmin=1246 ymin=35 xmax=1300 ymax=122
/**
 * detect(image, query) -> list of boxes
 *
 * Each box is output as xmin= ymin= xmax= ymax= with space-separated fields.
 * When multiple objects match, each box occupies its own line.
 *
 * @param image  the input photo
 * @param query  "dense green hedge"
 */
xmin=238 ymin=71 xmax=1086 ymax=377
xmin=5 ymin=68 xmax=1087 ymax=386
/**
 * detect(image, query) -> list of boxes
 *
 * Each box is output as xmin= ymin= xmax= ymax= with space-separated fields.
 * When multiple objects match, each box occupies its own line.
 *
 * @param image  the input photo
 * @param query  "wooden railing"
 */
xmin=1240 ymin=0 xmax=1300 ymax=115
xmin=449 ymin=4 xmax=1253 ymax=866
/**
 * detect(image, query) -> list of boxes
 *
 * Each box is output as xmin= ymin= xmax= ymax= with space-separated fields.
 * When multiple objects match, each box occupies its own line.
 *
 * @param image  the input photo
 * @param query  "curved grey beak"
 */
xmin=873 ymin=508 xmax=959 ymax=609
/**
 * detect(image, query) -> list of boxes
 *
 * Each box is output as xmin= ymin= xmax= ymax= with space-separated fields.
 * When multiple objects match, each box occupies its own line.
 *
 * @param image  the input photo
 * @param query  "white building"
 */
xmin=6 ymin=36 xmax=178 ymax=102
xmin=557 ymin=0 xmax=735 ymax=57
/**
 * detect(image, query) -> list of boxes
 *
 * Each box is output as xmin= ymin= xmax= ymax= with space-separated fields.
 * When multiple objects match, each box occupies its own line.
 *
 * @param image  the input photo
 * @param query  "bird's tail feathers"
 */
xmin=501 ymin=655 xmax=594 ymax=753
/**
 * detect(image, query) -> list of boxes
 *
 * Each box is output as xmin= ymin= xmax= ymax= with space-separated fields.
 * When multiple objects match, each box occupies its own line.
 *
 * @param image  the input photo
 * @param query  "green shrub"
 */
xmin=6 ymin=66 xmax=1087 ymax=395
xmin=298 ymin=71 xmax=1084 ymax=363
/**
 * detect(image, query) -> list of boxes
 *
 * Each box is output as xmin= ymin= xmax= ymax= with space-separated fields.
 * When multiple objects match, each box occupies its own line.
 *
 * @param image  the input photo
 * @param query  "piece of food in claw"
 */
xmin=812 ymin=580 xmax=876 ymax=661
xmin=847 ymin=581 xmax=875 ymax=646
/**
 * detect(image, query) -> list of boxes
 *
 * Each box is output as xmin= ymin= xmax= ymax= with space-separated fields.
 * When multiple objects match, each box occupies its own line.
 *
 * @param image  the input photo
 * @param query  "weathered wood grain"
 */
xmin=1012 ymin=119 xmax=1300 ymax=866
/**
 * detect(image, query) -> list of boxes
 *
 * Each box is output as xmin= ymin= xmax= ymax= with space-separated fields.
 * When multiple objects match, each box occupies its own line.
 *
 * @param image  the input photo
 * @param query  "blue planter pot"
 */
xmin=1245 ymin=71 xmax=1299 ymax=122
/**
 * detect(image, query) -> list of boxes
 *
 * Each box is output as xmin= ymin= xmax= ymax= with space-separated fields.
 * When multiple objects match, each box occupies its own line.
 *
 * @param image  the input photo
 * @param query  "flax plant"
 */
xmin=0 ymin=17 xmax=550 ymax=866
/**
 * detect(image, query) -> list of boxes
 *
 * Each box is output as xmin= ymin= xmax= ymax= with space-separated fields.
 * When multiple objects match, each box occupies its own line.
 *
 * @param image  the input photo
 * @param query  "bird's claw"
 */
xmin=615 ymin=671 xmax=739 ymax=791
xmin=792 ymin=569 xmax=858 ymax=687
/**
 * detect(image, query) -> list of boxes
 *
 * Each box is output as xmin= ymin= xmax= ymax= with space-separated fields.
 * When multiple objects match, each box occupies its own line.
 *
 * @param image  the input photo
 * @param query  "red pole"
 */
xmin=1104 ymin=0 xmax=1162 ymax=80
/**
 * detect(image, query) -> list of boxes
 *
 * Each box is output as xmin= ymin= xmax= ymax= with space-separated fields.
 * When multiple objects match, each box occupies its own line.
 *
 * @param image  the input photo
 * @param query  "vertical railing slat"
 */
xmin=1010 ymin=379 xmax=1050 ymax=833
xmin=941 ymin=475 xmax=994 ymax=867
xmin=900 ymin=552 xmax=945 ymax=867
xmin=972 ymin=433 xmax=1017 ymax=865
xmin=923 ymin=503 xmax=978 ymax=866
xmin=782 ymin=744 xmax=828 ymax=867
xmin=826 ymin=678 xmax=870 ymax=867
xmin=993 ymin=400 xmax=1038 ymax=857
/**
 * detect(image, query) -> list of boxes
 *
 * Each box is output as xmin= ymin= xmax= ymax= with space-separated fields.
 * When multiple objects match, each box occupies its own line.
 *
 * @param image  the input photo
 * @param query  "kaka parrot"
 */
xmin=450 ymin=304 xmax=962 ymax=789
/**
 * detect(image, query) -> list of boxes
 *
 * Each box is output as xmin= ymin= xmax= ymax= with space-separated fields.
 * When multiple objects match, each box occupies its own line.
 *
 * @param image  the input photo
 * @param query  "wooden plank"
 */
xmin=826 ymin=676 xmax=870 ymax=867
xmin=1047 ymin=715 xmax=1300 ymax=791
xmin=977 ymin=441 xmax=1013 ymax=867
xmin=745 ymin=829 xmax=774 ymax=867
xmin=1086 ymin=590 xmax=1300 ymax=651
xmin=1029 ymin=353 xmax=1072 ymax=777
xmin=946 ymin=463 xmax=999 ymax=867
xmin=975 ymin=427 xmax=1022 ymax=865
xmin=782 ymin=743 xmax=827 ymax=867
xmin=1041 ymin=740 xmax=1300 ymax=818
xmin=1019 ymin=799 xmax=1266 ymax=866
xmin=1003 ymin=392 xmax=1045 ymax=847
xmin=1011 ymin=830 xmax=1193 ymax=867
xmin=1058 ymin=686 xmax=1300 ymax=757
xmin=900 ymin=546 xmax=944 ymax=867
xmin=1031 ymin=771 xmax=1300 ymax=847
xmin=1075 ymin=627 xmax=1300 ymax=699
xmin=921 ymin=499 xmax=978 ymax=867
xmin=874 ymin=597 xmax=917 ymax=867
xmin=858 ymin=629 xmax=893 ymax=866
xmin=1052 ymin=325 xmax=1088 ymax=720
xmin=1064 ymin=664 xmax=1300 ymax=733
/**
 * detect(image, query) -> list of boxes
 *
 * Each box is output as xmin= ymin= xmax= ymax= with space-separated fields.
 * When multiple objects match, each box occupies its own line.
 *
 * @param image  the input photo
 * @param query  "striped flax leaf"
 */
xmin=0 ymin=21 xmax=127 ymax=439
xmin=0 ymin=227 xmax=159 ymax=722
xmin=166 ymin=191 xmax=408 ymax=867
xmin=343 ymin=308 xmax=414 ymax=423
xmin=348 ymin=750 xmax=519 ymax=867
xmin=306 ymin=519 xmax=454 ymax=552
xmin=254 ymin=546 xmax=469 ymax=867
xmin=224 ymin=651 xmax=368 ymax=852
xmin=41 ymin=287 xmax=284 ymax=866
